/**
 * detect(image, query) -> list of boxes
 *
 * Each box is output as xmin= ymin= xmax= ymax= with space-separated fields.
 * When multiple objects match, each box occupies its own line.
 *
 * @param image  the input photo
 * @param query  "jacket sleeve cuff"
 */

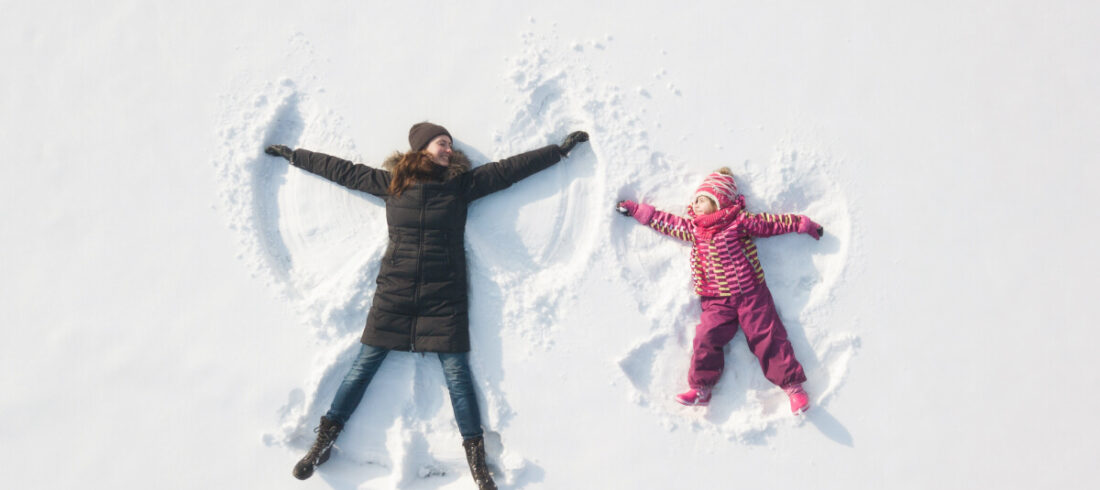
xmin=633 ymin=203 xmax=656 ymax=225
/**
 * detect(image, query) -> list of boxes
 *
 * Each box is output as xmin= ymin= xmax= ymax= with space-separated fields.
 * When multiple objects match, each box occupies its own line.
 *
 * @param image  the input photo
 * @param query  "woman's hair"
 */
xmin=388 ymin=151 xmax=439 ymax=197
xmin=715 ymin=167 xmax=732 ymax=176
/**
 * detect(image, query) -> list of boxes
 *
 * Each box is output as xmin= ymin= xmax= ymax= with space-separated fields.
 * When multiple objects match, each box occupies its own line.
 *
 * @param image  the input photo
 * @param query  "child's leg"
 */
xmin=737 ymin=287 xmax=807 ymax=389
xmin=688 ymin=296 xmax=740 ymax=389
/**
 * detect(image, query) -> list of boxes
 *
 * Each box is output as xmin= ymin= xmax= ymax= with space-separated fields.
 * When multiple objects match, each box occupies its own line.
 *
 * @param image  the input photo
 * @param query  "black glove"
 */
xmin=558 ymin=131 xmax=589 ymax=157
xmin=264 ymin=144 xmax=293 ymax=161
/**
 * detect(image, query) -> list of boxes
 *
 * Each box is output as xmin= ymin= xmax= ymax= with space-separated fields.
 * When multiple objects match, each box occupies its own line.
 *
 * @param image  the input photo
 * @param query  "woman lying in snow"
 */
xmin=617 ymin=167 xmax=822 ymax=415
xmin=265 ymin=122 xmax=588 ymax=489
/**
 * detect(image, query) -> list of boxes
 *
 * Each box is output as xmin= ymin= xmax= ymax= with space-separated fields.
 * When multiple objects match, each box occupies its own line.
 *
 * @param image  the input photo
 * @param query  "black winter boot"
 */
xmin=292 ymin=416 xmax=343 ymax=480
xmin=462 ymin=435 xmax=497 ymax=490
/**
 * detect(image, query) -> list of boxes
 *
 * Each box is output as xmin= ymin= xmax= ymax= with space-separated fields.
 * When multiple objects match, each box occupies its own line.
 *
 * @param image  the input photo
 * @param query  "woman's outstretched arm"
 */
xmin=264 ymin=145 xmax=391 ymax=197
xmin=464 ymin=131 xmax=588 ymax=201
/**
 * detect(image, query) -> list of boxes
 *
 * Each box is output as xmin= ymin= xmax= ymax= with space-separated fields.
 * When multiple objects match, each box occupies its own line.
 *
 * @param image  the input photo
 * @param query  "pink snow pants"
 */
xmin=689 ymin=287 xmax=807 ymax=390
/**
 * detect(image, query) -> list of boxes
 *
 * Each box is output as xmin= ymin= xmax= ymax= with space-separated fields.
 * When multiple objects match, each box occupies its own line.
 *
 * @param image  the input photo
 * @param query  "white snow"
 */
xmin=3 ymin=1 xmax=1099 ymax=489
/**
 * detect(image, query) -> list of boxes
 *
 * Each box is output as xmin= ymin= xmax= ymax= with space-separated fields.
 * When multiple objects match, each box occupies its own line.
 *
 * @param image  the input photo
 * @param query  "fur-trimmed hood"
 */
xmin=381 ymin=149 xmax=472 ymax=180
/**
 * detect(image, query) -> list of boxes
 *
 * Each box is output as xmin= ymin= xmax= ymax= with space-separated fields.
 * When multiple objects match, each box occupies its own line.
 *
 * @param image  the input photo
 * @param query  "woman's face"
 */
xmin=693 ymin=195 xmax=717 ymax=215
xmin=423 ymin=135 xmax=453 ymax=167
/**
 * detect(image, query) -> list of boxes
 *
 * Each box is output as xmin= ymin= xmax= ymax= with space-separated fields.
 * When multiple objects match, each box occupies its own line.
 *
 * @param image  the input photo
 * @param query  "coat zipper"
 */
xmin=411 ymin=187 xmax=426 ymax=351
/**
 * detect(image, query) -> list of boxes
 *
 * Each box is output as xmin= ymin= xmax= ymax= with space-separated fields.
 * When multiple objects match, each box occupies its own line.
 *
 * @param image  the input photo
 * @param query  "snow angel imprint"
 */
xmin=617 ymin=167 xmax=823 ymax=414
xmin=264 ymin=122 xmax=589 ymax=489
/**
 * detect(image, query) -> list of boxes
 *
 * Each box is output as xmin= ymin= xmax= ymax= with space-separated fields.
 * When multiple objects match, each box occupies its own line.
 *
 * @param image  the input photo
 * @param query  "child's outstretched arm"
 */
xmin=616 ymin=200 xmax=694 ymax=242
xmin=742 ymin=212 xmax=824 ymax=240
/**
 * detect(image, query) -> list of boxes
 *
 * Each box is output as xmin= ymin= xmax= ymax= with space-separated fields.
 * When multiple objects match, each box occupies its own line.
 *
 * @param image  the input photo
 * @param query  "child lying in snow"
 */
xmin=616 ymin=167 xmax=822 ymax=414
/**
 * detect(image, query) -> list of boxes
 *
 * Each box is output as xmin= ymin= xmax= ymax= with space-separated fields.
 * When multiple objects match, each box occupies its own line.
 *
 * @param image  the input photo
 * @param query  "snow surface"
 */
xmin=3 ymin=1 xmax=1099 ymax=489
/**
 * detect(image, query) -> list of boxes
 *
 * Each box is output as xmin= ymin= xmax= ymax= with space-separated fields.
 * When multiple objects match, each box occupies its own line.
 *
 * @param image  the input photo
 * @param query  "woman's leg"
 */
xmin=324 ymin=343 xmax=391 ymax=424
xmin=295 ymin=344 xmax=389 ymax=480
xmin=438 ymin=352 xmax=484 ymax=439
xmin=440 ymin=353 xmax=497 ymax=489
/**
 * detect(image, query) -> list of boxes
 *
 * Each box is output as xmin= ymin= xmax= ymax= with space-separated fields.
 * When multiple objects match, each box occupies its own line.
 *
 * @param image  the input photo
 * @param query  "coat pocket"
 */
xmin=386 ymin=236 xmax=399 ymax=266
xmin=442 ymin=231 xmax=453 ymax=266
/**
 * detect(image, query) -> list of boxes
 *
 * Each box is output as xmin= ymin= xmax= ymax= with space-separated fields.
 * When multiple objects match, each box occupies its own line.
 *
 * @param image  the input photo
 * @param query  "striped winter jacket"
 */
xmin=635 ymin=203 xmax=810 ymax=297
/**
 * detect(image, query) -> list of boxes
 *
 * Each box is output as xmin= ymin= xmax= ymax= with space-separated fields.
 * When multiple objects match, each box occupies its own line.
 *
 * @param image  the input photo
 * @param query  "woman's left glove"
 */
xmin=558 ymin=131 xmax=589 ymax=157
xmin=798 ymin=216 xmax=824 ymax=240
xmin=264 ymin=144 xmax=293 ymax=161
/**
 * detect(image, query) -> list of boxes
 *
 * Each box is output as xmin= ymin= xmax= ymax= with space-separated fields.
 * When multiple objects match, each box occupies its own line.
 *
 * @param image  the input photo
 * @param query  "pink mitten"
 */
xmin=798 ymin=216 xmax=823 ymax=240
xmin=616 ymin=200 xmax=656 ymax=225
xmin=616 ymin=200 xmax=637 ymax=216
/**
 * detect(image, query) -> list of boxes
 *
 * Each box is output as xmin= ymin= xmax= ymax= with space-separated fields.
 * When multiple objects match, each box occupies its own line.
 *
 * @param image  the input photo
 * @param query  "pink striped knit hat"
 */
xmin=694 ymin=170 xmax=738 ymax=210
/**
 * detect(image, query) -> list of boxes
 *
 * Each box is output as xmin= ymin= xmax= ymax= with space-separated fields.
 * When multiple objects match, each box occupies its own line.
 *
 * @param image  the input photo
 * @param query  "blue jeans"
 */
xmin=325 ymin=344 xmax=484 ymax=439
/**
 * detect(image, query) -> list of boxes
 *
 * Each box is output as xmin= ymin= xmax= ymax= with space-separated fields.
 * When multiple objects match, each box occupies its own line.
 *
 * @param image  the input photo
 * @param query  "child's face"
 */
xmin=693 ymin=195 xmax=717 ymax=215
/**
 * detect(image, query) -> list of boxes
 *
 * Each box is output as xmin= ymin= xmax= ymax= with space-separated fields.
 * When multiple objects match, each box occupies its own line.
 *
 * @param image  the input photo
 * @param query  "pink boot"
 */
xmin=675 ymin=387 xmax=712 ymax=406
xmin=784 ymin=384 xmax=810 ymax=414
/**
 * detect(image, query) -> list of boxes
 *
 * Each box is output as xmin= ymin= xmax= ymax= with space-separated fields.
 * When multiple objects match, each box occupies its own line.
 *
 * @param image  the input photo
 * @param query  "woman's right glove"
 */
xmin=264 ymin=144 xmax=293 ymax=161
xmin=558 ymin=131 xmax=589 ymax=157
xmin=616 ymin=200 xmax=655 ymax=225
xmin=798 ymin=216 xmax=824 ymax=240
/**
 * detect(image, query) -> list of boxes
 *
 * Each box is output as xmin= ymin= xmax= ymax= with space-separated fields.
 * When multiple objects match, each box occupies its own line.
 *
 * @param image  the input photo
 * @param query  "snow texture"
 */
xmin=213 ymin=28 xmax=857 ymax=485
xmin=6 ymin=2 xmax=1100 ymax=489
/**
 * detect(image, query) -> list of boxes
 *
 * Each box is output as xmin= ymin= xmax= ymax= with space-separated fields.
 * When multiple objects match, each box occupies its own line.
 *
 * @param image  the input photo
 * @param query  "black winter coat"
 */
xmin=290 ymin=145 xmax=563 ymax=352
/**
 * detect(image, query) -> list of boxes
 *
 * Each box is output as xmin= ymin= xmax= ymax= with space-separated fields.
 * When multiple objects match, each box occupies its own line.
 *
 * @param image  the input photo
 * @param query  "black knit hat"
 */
xmin=408 ymin=122 xmax=452 ymax=151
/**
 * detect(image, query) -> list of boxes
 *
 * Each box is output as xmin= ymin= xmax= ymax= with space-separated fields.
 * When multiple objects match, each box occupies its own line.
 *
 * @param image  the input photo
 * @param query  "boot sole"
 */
xmin=675 ymin=398 xmax=709 ymax=407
